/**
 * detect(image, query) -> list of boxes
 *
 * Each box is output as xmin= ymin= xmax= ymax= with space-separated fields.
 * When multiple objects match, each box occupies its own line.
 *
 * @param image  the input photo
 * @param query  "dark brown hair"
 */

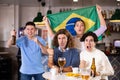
xmin=52 ymin=29 xmax=74 ymax=48
xmin=80 ymin=31 xmax=98 ymax=42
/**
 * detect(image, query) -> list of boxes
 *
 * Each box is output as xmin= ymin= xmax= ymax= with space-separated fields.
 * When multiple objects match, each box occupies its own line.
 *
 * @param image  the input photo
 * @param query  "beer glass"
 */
xmin=81 ymin=68 xmax=90 ymax=80
xmin=58 ymin=57 xmax=66 ymax=75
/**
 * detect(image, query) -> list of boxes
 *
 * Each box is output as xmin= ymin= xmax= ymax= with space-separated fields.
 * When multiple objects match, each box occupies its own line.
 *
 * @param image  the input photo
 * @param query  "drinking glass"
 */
xmin=58 ymin=57 xmax=66 ymax=75
xmin=80 ymin=68 xmax=91 ymax=80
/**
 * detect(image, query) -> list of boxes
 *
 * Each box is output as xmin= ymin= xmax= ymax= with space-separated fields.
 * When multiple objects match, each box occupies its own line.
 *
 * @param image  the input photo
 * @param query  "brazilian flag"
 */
xmin=47 ymin=5 xmax=102 ymax=40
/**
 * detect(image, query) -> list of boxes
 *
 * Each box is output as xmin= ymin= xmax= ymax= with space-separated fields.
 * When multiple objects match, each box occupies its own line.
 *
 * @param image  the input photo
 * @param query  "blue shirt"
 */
xmin=16 ymin=36 xmax=46 ymax=74
xmin=53 ymin=47 xmax=80 ymax=67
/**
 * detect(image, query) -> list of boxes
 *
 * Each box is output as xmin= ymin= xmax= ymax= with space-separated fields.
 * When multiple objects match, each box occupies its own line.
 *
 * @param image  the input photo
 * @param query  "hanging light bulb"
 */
xmin=73 ymin=0 xmax=78 ymax=2
xmin=33 ymin=12 xmax=43 ymax=22
xmin=33 ymin=0 xmax=44 ymax=26
xmin=110 ymin=0 xmax=120 ymax=22
xmin=110 ymin=9 xmax=120 ymax=22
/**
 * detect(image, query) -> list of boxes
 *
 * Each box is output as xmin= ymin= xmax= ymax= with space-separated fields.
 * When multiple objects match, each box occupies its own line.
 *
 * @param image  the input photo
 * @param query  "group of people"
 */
xmin=7 ymin=5 xmax=114 ymax=80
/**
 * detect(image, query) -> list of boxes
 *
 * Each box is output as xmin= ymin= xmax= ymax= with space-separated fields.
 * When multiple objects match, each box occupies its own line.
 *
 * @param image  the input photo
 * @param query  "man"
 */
xmin=7 ymin=22 xmax=47 ymax=80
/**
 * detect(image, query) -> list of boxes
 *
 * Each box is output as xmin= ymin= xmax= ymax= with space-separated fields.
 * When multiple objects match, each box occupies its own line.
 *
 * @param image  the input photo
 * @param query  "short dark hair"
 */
xmin=24 ymin=21 xmax=36 ymax=29
xmin=80 ymin=31 xmax=98 ymax=42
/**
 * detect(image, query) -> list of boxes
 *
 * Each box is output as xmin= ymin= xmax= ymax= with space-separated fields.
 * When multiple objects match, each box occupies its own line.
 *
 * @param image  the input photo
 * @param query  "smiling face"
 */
xmin=57 ymin=34 xmax=68 ymax=49
xmin=74 ymin=21 xmax=85 ymax=36
xmin=84 ymin=36 xmax=96 ymax=52
xmin=24 ymin=25 xmax=36 ymax=38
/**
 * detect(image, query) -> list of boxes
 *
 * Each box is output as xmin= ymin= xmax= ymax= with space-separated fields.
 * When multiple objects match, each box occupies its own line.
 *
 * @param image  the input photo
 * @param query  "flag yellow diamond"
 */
xmin=54 ymin=13 xmax=95 ymax=32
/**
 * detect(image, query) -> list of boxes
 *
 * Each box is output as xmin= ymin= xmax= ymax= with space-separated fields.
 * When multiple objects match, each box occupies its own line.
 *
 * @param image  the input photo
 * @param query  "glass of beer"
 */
xmin=81 ymin=68 xmax=90 ymax=80
xmin=58 ymin=57 xmax=66 ymax=75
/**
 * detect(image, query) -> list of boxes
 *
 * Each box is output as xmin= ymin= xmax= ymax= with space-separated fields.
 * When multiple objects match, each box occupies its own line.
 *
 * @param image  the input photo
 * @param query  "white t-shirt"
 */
xmin=80 ymin=48 xmax=114 ymax=80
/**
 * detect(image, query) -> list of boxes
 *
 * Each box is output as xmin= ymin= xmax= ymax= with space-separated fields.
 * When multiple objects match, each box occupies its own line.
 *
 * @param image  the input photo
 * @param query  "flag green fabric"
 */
xmin=47 ymin=5 xmax=102 ymax=40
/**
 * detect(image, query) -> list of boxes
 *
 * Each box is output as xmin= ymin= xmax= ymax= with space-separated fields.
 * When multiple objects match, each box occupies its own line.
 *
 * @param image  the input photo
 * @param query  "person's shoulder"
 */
xmin=95 ymin=49 xmax=104 ymax=53
xmin=80 ymin=50 xmax=86 ymax=53
xmin=69 ymin=48 xmax=77 ymax=50
xmin=17 ymin=36 xmax=26 ymax=41
xmin=18 ymin=36 xmax=26 ymax=39
xmin=53 ymin=47 xmax=58 ymax=50
xmin=80 ymin=50 xmax=87 ymax=57
xmin=69 ymin=48 xmax=80 ymax=53
xmin=54 ymin=47 xmax=60 ymax=52
xmin=36 ymin=36 xmax=45 ymax=41
xmin=36 ymin=36 xmax=43 ymax=39
xmin=95 ymin=49 xmax=106 ymax=56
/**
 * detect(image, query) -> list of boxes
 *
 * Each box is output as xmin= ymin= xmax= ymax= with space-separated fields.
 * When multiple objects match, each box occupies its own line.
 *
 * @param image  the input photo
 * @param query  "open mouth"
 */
xmin=60 ymin=43 xmax=65 ymax=46
xmin=87 ymin=46 xmax=91 ymax=49
xmin=78 ymin=29 xmax=81 ymax=31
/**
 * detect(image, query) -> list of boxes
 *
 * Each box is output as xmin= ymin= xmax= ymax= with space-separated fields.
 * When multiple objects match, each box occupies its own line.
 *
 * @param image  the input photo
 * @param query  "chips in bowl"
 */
xmin=65 ymin=72 xmax=81 ymax=77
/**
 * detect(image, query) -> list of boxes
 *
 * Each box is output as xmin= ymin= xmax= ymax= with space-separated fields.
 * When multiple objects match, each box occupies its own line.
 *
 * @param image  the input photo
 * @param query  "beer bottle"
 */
xmin=90 ymin=58 xmax=96 ymax=77
xmin=12 ymin=29 xmax=16 ymax=45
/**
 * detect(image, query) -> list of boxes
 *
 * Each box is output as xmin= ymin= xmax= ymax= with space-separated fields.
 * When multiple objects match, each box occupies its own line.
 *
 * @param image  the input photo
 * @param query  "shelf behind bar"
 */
xmin=109 ymin=20 xmax=120 ymax=23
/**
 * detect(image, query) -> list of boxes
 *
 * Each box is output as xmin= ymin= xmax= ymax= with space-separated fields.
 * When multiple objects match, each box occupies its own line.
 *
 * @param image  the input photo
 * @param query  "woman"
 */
xmin=47 ymin=29 xmax=80 ymax=72
xmin=80 ymin=32 xmax=114 ymax=80
xmin=43 ymin=5 xmax=107 ymax=52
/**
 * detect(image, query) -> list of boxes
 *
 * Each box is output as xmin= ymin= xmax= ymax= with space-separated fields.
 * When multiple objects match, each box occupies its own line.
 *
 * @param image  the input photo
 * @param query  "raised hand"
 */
xmin=43 ymin=16 xmax=50 ymax=26
xmin=10 ymin=29 xmax=17 ymax=36
xmin=32 ymin=37 xmax=39 ymax=44
xmin=96 ymin=5 xmax=102 ymax=13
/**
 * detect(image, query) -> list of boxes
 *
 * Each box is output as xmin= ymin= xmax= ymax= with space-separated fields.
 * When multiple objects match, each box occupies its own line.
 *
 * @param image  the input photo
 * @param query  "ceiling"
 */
xmin=0 ymin=0 xmax=119 ymax=7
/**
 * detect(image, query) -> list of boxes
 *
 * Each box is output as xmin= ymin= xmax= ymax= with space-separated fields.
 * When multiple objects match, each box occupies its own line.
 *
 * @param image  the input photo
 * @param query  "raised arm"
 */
xmin=94 ymin=5 xmax=107 ymax=37
xmin=47 ymin=48 xmax=55 ymax=67
xmin=6 ymin=29 xmax=17 ymax=48
xmin=47 ymin=48 xmax=72 ymax=72
xmin=33 ymin=37 xmax=48 ymax=54
xmin=43 ymin=16 xmax=55 ymax=38
xmin=47 ymin=48 xmax=61 ymax=73
xmin=97 ymin=5 xmax=106 ymax=28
